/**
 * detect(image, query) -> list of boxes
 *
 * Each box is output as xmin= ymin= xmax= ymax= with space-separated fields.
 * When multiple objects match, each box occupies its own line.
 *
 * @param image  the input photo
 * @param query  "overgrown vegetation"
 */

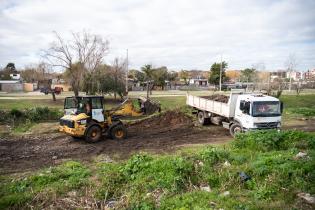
xmin=0 ymin=161 xmax=91 ymax=209
xmin=2 ymin=130 xmax=313 ymax=209
xmin=0 ymin=107 xmax=62 ymax=131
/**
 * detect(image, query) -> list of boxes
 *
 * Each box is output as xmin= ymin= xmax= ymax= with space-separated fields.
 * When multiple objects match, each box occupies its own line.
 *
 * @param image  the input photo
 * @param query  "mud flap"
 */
xmin=222 ymin=122 xmax=230 ymax=129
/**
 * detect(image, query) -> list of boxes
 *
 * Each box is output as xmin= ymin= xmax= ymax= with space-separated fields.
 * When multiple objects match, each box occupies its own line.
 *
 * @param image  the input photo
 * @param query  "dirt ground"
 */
xmin=0 ymin=111 xmax=231 ymax=174
xmin=1 ymin=111 xmax=315 ymax=175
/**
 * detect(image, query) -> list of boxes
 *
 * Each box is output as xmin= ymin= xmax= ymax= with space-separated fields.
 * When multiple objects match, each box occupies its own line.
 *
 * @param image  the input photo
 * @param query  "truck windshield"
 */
xmin=252 ymin=101 xmax=281 ymax=117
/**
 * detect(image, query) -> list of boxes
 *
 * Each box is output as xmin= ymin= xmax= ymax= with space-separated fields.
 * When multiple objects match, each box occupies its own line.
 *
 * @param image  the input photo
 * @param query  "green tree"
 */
xmin=141 ymin=64 xmax=154 ymax=98
xmin=152 ymin=66 xmax=168 ymax=90
xmin=6 ymin=63 xmax=16 ymax=71
xmin=208 ymin=62 xmax=228 ymax=85
xmin=179 ymin=70 xmax=189 ymax=85
xmin=167 ymin=71 xmax=178 ymax=89
xmin=129 ymin=69 xmax=145 ymax=83
xmin=240 ymin=68 xmax=256 ymax=82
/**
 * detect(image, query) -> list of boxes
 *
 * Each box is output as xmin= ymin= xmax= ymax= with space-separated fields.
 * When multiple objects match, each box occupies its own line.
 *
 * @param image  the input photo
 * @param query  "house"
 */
xmin=270 ymin=70 xmax=287 ymax=81
xmin=286 ymin=71 xmax=302 ymax=81
xmin=303 ymin=69 xmax=315 ymax=80
xmin=189 ymin=78 xmax=208 ymax=86
xmin=0 ymin=80 xmax=23 ymax=92
xmin=9 ymin=71 xmax=21 ymax=80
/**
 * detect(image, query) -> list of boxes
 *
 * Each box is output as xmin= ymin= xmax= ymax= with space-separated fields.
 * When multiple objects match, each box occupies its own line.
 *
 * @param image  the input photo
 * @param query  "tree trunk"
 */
xmin=147 ymin=82 xmax=149 ymax=98
xmin=74 ymin=88 xmax=79 ymax=97
xmin=150 ymin=84 xmax=153 ymax=95
xmin=51 ymin=92 xmax=56 ymax=101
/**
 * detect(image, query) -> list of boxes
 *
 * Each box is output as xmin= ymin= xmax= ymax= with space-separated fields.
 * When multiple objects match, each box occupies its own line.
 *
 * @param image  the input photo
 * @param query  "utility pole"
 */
xmin=219 ymin=55 xmax=222 ymax=92
xmin=126 ymin=49 xmax=129 ymax=95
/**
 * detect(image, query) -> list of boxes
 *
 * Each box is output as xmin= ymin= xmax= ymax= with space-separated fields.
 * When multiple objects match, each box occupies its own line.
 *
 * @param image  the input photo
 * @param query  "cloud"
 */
xmin=0 ymin=0 xmax=314 ymax=71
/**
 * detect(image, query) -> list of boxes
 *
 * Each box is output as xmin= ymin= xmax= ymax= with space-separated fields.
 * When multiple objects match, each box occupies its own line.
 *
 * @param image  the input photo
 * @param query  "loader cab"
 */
xmin=64 ymin=96 xmax=105 ymax=122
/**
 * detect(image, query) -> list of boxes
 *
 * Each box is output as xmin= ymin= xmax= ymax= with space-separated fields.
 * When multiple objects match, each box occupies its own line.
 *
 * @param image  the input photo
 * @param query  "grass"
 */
xmin=0 ymin=161 xmax=91 ymax=209
xmin=1 ymin=130 xmax=314 ymax=209
xmin=0 ymin=99 xmax=64 ymax=110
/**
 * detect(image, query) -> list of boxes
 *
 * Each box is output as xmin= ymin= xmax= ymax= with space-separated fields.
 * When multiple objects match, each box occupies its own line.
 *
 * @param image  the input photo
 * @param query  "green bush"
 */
xmin=0 ymin=107 xmax=63 ymax=127
xmin=288 ymin=107 xmax=315 ymax=116
xmin=233 ymin=130 xmax=315 ymax=151
xmin=0 ymin=161 xmax=91 ymax=209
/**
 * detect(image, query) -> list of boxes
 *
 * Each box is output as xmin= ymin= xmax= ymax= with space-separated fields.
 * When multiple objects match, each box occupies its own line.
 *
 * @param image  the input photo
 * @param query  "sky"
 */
xmin=0 ymin=0 xmax=315 ymax=71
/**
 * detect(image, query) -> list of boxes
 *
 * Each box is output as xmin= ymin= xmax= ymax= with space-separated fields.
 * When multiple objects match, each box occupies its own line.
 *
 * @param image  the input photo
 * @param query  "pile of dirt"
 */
xmin=201 ymin=94 xmax=229 ymax=103
xmin=129 ymin=110 xmax=192 ymax=130
xmin=0 ymin=111 xmax=231 ymax=174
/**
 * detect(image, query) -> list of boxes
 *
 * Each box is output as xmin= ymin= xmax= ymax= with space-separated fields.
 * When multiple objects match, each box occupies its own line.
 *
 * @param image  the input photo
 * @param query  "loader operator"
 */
xmin=85 ymin=102 xmax=92 ymax=116
xmin=138 ymin=98 xmax=146 ymax=114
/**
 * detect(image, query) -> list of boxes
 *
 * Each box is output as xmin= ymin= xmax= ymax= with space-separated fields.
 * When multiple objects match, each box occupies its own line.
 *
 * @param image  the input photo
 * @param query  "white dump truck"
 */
xmin=186 ymin=91 xmax=283 ymax=136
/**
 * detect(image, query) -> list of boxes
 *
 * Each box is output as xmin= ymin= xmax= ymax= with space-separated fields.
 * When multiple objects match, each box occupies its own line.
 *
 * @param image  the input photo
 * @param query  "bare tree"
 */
xmin=110 ymin=57 xmax=127 ymax=99
xmin=285 ymin=54 xmax=298 ymax=92
xmin=43 ymin=31 xmax=109 ymax=96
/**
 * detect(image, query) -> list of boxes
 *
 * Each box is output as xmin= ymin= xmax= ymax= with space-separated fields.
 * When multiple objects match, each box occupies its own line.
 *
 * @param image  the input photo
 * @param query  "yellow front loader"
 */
xmin=59 ymin=96 xmax=160 ymax=143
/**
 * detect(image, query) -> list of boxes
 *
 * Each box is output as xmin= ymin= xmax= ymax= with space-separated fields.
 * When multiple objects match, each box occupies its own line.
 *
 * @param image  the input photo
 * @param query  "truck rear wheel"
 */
xmin=197 ymin=111 xmax=210 ymax=125
xmin=85 ymin=125 xmax=102 ymax=143
xmin=111 ymin=124 xmax=127 ymax=140
xmin=229 ymin=123 xmax=242 ymax=137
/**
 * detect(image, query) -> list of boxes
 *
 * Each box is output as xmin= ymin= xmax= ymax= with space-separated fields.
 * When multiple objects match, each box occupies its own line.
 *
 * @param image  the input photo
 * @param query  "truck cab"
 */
xmin=231 ymin=94 xmax=282 ymax=134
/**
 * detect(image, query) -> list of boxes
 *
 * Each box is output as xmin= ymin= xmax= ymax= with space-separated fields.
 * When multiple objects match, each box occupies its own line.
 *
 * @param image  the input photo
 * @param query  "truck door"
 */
xmin=235 ymin=100 xmax=252 ymax=129
xmin=91 ymin=97 xmax=105 ymax=122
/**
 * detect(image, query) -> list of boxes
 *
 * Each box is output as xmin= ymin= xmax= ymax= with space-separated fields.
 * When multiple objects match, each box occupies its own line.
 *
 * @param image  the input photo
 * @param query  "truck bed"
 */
xmin=186 ymin=94 xmax=232 ymax=118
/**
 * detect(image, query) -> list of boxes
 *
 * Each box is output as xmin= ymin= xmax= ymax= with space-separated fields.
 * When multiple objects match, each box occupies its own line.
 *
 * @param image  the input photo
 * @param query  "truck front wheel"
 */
xmin=229 ymin=123 xmax=242 ymax=137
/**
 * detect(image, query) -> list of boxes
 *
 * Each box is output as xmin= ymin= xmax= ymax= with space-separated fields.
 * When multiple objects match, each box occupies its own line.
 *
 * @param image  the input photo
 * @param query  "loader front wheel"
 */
xmin=85 ymin=125 xmax=102 ymax=143
xmin=229 ymin=123 xmax=242 ymax=137
xmin=111 ymin=124 xmax=127 ymax=140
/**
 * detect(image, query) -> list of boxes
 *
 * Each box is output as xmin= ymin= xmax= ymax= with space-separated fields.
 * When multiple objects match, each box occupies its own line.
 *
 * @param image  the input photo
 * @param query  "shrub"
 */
xmin=233 ymin=130 xmax=315 ymax=151
xmin=0 ymin=107 xmax=63 ymax=127
xmin=0 ymin=161 xmax=90 ymax=209
xmin=290 ymin=107 xmax=315 ymax=116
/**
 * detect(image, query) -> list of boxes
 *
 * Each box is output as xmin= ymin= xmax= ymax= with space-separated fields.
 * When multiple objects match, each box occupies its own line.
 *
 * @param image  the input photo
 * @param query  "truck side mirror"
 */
xmin=240 ymin=101 xmax=250 ymax=115
xmin=280 ymin=101 xmax=283 ymax=114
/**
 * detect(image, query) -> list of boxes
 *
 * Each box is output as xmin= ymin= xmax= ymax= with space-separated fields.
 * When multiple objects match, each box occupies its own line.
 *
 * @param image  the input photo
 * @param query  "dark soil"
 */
xmin=200 ymin=94 xmax=229 ymax=103
xmin=0 ymin=111 xmax=231 ymax=174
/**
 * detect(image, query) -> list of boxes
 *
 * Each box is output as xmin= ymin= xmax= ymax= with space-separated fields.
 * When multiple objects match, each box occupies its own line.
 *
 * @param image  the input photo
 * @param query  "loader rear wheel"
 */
xmin=111 ymin=124 xmax=127 ymax=140
xmin=230 ymin=123 xmax=242 ymax=137
xmin=85 ymin=125 xmax=102 ymax=143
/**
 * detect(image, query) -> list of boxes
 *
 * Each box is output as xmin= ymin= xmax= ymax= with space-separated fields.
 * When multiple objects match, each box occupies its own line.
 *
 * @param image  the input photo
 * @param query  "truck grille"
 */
xmin=255 ymin=122 xmax=278 ymax=129
xmin=60 ymin=119 xmax=74 ymax=128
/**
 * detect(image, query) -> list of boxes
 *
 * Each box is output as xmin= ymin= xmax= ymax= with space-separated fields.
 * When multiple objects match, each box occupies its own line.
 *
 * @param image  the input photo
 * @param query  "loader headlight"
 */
xmin=77 ymin=119 xmax=87 ymax=125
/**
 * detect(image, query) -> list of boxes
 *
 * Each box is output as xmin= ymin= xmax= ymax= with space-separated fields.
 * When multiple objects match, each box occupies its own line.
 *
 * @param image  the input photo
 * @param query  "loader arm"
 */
xmin=108 ymin=98 xmax=143 ymax=117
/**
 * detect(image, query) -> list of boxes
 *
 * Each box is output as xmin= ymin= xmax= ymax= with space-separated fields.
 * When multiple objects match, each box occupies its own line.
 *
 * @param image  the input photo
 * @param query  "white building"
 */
xmin=9 ymin=73 xmax=21 ymax=80
xmin=286 ymin=71 xmax=302 ymax=81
